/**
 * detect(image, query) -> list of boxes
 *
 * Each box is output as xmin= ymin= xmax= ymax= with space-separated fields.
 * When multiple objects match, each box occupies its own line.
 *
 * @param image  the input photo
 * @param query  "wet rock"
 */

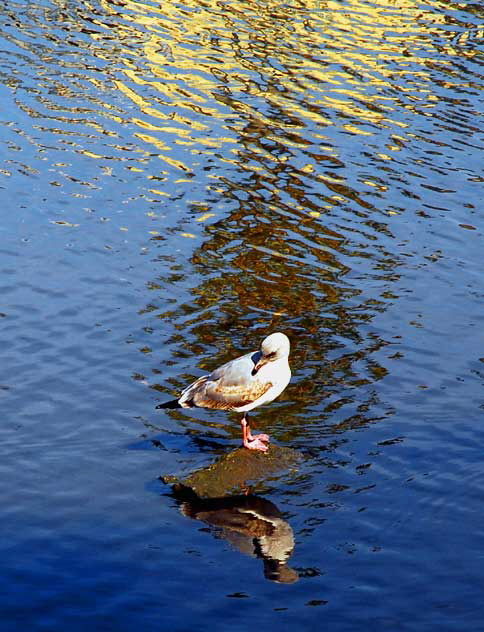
xmin=162 ymin=444 xmax=302 ymax=498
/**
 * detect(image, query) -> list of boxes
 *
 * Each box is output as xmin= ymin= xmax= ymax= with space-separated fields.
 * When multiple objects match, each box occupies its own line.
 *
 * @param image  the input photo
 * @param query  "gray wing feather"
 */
xmin=178 ymin=350 xmax=270 ymax=410
xmin=210 ymin=351 xmax=260 ymax=384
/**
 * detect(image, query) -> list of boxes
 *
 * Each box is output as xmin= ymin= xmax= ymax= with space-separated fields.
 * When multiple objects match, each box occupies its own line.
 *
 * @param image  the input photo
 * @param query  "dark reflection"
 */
xmin=148 ymin=175 xmax=398 ymax=448
xmin=146 ymin=92 xmax=399 ymax=438
xmin=171 ymin=484 xmax=299 ymax=584
xmin=160 ymin=443 xmax=301 ymax=583
xmin=142 ymin=9 xmax=402 ymax=440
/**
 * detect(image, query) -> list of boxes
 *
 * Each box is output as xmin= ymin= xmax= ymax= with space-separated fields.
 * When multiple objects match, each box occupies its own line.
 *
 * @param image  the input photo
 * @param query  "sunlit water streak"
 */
xmin=1 ymin=0 xmax=484 ymax=629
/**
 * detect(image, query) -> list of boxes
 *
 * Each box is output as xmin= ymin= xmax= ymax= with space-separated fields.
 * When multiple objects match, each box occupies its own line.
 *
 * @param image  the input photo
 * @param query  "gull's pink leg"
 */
xmin=247 ymin=427 xmax=270 ymax=443
xmin=241 ymin=414 xmax=269 ymax=452
xmin=245 ymin=412 xmax=270 ymax=443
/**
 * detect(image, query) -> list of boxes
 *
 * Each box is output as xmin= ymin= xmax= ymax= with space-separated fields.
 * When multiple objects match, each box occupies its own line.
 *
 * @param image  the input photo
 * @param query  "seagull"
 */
xmin=157 ymin=332 xmax=291 ymax=452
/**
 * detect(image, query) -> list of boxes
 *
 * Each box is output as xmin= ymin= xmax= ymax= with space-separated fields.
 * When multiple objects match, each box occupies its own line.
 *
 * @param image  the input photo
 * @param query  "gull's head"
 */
xmin=252 ymin=333 xmax=290 ymax=375
xmin=261 ymin=332 xmax=290 ymax=359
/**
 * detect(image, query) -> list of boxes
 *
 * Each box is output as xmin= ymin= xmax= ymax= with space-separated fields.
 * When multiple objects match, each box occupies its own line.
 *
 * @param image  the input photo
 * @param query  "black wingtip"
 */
xmin=156 ymin=399 xmax=181 ymax=409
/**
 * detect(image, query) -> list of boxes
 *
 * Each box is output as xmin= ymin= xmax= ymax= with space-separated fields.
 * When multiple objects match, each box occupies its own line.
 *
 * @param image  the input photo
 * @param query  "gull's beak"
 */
xmin=252 ymin=357 xmax=269 ymax=376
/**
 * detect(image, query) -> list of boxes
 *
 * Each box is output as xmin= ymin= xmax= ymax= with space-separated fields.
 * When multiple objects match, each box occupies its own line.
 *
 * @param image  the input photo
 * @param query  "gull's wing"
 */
xmin=190 ymin=378 xmax=273 ymax=410
xmin=179 ymin=350 xmax=272 ymax=410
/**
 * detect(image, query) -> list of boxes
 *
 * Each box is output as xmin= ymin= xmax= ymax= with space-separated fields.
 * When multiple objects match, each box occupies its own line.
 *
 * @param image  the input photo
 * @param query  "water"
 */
xmin=1 ymin=0 xmax=483 ymax=629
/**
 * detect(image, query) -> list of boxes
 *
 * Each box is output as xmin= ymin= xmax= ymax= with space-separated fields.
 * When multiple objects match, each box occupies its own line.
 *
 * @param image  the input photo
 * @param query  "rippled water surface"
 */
xmin=1 ymin=0 xmax=484 ymax=629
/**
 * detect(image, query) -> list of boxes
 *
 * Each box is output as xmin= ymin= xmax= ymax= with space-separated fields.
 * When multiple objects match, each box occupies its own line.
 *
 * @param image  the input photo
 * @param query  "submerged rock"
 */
xmin=162 ymin=444 xmax=302 ymax=498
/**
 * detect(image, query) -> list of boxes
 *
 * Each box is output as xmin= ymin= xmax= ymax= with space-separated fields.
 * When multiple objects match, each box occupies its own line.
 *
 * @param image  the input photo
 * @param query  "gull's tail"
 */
xmin=156 ymin=399 xmax=181 ymax=409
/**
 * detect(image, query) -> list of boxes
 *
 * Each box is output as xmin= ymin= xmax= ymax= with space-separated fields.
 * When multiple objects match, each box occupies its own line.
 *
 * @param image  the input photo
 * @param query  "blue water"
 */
xmin=1 ymin=0 xmax=484 ymax=629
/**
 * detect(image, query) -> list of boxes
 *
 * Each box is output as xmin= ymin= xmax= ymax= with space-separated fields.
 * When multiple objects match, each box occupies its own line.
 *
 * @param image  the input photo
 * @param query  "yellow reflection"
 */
xmin=82 ymin=0 xmax=473 ymax=173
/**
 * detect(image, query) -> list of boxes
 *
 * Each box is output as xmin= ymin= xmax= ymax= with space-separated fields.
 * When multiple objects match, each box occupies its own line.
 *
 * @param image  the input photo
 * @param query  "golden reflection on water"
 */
xmin=89 ymin=0 xmax=479 ymax=160
xmin=14 ymin=0 xmax=479 ymax=188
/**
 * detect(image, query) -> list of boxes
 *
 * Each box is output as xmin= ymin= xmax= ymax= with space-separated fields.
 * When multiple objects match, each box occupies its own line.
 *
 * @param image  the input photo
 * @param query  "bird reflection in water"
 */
xmin=172 ymin=486 xmax=299 ymax=584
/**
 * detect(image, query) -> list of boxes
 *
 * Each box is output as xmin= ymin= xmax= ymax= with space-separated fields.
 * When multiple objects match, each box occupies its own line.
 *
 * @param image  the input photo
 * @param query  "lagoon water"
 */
xmin=1 ymin=1 xmax=484 ymax=629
